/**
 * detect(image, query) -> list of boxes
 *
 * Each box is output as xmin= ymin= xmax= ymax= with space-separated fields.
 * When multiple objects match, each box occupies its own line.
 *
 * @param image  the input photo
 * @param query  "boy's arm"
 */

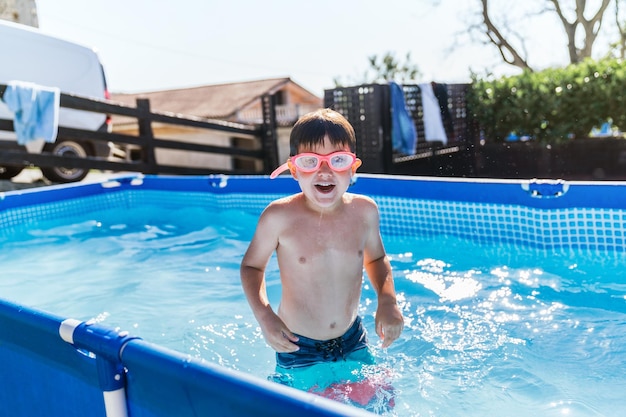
xmin=240 ymin=207 xmax=299 ymax=352
xmin=363 ymin=203 xmax=404 ymax=348
xmin=365 ymin=255 xmax=403 ymax=347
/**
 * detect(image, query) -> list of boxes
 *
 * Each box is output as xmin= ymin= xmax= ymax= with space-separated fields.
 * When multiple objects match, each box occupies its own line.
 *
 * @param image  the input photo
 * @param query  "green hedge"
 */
xmin=467 ymin=58 xmax=626 ymax=143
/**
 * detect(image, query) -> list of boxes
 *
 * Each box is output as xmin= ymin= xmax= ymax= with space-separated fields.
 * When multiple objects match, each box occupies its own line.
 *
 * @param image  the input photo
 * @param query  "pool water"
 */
xmin=2 ymin=203 xmax=626 ymax=417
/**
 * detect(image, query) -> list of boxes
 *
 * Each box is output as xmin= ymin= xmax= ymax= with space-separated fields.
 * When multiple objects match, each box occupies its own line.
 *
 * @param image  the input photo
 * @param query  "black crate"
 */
xmin=324 ymin=84 xmax=387 ymax=173
xmin=324 ymin=83 xmax=475 ymax=175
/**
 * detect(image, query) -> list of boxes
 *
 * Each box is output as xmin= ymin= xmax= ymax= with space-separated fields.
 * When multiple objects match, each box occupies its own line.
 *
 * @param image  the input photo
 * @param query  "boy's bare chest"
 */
xmin=282 ymin=214 xmax=365 ymax=255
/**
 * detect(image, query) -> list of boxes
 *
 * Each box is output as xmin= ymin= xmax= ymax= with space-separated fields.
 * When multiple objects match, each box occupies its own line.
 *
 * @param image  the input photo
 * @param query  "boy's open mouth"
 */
xmin=315 ymin=183 xmax=335 ymax=193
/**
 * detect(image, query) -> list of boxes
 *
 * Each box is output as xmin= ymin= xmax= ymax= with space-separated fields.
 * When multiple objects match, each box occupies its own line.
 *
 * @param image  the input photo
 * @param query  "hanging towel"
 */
xmin=1 ymin=80 xmax=60 ymax=146
xmin=389 ymin=81 xmax=417 ymax=155
xmin=419 ymin=83 xmax=447 ymax=145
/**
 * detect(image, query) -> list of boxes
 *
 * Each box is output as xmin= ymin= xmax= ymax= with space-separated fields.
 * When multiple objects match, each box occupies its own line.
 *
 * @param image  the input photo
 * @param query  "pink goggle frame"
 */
xmin=270 ymin=151 xmax=360 ymax=179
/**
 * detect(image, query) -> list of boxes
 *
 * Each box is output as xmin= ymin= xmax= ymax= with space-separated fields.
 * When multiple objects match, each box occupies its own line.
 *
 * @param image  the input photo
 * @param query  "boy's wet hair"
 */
xmin=289 ymin=109 xmax=356 ymax=156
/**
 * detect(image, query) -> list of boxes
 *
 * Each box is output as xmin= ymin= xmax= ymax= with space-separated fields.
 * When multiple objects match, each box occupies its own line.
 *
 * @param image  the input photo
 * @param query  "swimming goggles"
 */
xmin=270 ymin=151 xmax=360 ymax=179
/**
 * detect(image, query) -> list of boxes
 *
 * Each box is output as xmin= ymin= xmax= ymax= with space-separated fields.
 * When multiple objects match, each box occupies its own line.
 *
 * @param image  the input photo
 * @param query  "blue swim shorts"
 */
xmin=276 ymin=316 xmax=373 ymax=369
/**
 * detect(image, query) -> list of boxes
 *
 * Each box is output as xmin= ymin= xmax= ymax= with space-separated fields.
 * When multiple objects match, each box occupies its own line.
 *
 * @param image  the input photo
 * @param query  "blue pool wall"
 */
xmin=2 ymin=173 xmax=626 ymax=251
xmin=1 ymin=173 xmax=626 ymax=417
xmin=0 ymin=298 xmax=369 ymax=417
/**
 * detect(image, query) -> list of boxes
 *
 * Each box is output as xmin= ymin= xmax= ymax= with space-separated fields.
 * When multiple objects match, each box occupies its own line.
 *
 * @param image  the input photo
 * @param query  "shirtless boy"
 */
xmin=240 ymin=109 xmax=403 ymax=369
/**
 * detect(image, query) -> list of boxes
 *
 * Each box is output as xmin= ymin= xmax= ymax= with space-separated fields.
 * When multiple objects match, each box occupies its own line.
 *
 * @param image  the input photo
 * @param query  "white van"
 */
xmin=0 ymin=19 xmax=113 ymax=182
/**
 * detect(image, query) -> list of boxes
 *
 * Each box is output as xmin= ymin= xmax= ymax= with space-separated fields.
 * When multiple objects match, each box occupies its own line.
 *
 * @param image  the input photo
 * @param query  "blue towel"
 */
xmin=389 ymin=81 xmax=417 ymax=155
xmin=2 ymin=80 xmax=60 ymax=145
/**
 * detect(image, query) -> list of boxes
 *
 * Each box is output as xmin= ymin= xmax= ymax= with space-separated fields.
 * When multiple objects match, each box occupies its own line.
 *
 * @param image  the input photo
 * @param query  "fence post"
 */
xmin=261 ymin=94 xmax=279 ymax=174
xmin=136 ymin=98 xmax=158 ymax=174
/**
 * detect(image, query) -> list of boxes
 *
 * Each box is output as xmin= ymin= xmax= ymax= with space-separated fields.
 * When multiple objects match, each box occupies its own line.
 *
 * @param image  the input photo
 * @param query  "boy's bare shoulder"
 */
xmin=254 ymin=196 xmax=299 ymax=234
xmin=262 ymin=194 xmax=302 ymax=216
xmin=345 ymin=192 xmax=378 ymax=208
xmin=269 ymin=193 xmax=301 ymax=207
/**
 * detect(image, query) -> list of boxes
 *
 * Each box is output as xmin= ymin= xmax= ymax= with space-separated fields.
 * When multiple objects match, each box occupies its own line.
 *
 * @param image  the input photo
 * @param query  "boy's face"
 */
xmin=291 ymin=136 xmax=361 ymax=209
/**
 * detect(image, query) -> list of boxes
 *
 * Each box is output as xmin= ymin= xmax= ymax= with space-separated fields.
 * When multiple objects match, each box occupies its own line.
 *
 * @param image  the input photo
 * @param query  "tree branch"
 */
xmin=480 ymin=0 xmax=533 ymax=70
xmin=549 ymin=0 xmax=612 ymax=62
xmin=615 ymin=0 xmax=626 ymax=58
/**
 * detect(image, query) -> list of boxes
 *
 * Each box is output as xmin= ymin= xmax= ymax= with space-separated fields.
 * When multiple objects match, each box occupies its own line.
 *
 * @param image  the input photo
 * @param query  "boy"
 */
xmin=240 ymin=109 xmax=403 ymax=370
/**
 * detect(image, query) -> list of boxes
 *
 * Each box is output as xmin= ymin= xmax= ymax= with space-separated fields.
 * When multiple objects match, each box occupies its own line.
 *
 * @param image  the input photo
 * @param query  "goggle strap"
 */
xmin=270 ymin=162 xmax=290 ymax=179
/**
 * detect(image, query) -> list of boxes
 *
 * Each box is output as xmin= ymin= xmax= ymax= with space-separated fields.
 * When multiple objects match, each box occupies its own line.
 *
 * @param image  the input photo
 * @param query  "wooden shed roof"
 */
xmin=110 ymin=77 xmax=319 ymax=120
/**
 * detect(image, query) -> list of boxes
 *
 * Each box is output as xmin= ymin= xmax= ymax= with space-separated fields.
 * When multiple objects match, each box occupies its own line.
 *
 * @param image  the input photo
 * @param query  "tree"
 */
xmin=473 ymin=0 xmax=613 ymax=72
xmin=613 ymin=0 xmax=626 ymax=57
xmin=333 ymin=51 xmax=421 ymax=87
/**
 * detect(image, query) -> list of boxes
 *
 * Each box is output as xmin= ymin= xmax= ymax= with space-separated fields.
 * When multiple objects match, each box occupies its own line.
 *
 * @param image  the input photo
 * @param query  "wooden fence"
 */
xmin=0 ymin=83 xmax=279 ymax=178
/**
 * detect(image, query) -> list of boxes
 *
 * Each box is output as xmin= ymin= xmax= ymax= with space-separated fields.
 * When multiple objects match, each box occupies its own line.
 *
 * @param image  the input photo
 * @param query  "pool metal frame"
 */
xmin=1 ymin=173 xmax=625 ymax=416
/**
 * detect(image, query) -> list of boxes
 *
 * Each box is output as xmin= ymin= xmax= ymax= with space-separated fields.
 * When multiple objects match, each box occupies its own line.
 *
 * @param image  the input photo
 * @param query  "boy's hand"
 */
xmin=375 ymin=302 xmax=404 ymax=348
xmin=259 ymin=313 xmax=300 ymax=353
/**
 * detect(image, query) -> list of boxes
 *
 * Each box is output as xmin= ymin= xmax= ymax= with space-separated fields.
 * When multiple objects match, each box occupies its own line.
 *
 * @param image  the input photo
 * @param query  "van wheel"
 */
xmin=0 ymin=165 xmax=24 ymax=179
xmin=41 ymin=140 xmax=91 ymax=182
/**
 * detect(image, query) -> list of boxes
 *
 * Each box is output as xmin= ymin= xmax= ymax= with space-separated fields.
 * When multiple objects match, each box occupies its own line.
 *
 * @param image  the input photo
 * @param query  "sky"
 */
xmin=34 ymin=0 xmax=570 ymax=97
